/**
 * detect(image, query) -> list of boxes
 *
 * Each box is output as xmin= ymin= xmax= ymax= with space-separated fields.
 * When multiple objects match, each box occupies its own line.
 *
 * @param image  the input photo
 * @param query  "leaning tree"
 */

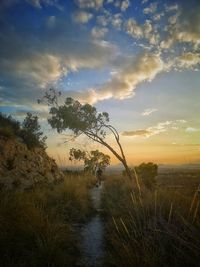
xmin=39 ymin=89 xmax=134 ymax=180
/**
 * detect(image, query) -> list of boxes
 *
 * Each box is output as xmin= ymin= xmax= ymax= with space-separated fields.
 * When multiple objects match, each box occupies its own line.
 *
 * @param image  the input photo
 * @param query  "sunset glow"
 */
xmin=0 ymin=0 xmax=200 ymax=165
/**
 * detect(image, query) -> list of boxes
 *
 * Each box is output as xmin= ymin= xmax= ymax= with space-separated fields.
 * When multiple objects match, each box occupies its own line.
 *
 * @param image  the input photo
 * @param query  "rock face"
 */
xmin=0 ymin=136 xmax=64 ymax=190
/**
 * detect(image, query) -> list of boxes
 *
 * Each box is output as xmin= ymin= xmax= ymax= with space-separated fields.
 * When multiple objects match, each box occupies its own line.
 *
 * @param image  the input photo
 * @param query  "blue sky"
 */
xmin=0 ymin=0 xmax=200 ymax=165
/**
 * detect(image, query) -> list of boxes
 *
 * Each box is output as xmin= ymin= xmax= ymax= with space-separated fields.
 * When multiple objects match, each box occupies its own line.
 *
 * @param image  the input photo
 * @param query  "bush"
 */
xmin=0 ymin=126 xmax=15 ymax=139
xmin=122 ymin=162 xmax=158 ymax=190
xmin=0 ymin=112 xmax=47 ymax=149
xmin=136 ymin=162 xmax=158 ymax=190
xmin=19 ymin=113 xmax=47 ymax=149
xmin=0 ymin=113 xmax=20 ymax=138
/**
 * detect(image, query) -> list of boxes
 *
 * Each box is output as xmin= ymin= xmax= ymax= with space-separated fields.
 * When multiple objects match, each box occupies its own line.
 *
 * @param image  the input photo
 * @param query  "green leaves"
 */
xmin=69 ymin=148 xmax=110 ymax=174
xmin=0 ymin=112 xmax=46 ymax=149
xmin=69 ymin=148 xmax=86 ymax=162
xmin=21 ymin=113 xmax=47 ymax=149
xmin=40 ymin=89 xmax=131 ymax=179
xmin=43 ymin=90 xmax=110 ymax=139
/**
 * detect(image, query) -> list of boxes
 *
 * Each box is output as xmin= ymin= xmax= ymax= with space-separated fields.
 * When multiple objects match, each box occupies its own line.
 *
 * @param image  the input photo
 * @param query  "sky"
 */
xmin=0 ymin=0 xmax=200 ymax=166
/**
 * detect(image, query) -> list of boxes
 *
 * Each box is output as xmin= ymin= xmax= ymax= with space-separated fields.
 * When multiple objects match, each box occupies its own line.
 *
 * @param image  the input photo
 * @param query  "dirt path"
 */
xmin=79 ymin=183 xmax=105 ymax=267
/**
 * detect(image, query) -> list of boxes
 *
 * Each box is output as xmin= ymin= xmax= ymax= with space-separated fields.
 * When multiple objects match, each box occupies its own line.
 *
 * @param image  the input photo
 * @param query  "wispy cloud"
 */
xmin=177 ymin=52 xmax=200 ymax=69
xmin=125 ymin=18 xmax=159 ymax=45
xmin=122 ymin=120 xmax=186 ymax=138
xmin=91 ymin=27 xmax=108 ymax=38
xmin=72 ymin=11 xmax=93 ymax=24
xmin=72 ymin=53 xmax=164 ymax=104
xmin=0 ymin=20 xmax=117 ymax=105
xmin=160 ymin=6 xmax=200 ymax=49
xmin=75 ymin=0 xmax=104 ymax=10
xmin=143 ymin=2 xmax=158 ymax=14
xmin=142 ymin=108 xmax=158 ymax=116
xmin=164 ymin=4 xmax=178 ymax=12
xmin=26 ymin=0 xmax=62 ymax=9
xmin=185 ymin=127 xmax=199 ymax=133
xmin=122 ymin=129 xmax=151 ymax=137
xmin=1 ymin=0 xmax=200 ymax=111
xmin=121 ymin=0 xmax=130 ymax=12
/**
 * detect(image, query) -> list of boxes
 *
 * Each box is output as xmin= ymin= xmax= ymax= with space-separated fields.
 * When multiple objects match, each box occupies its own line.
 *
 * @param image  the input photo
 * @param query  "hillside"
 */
xmin=0 ymin=113 xmax=64 ymax=190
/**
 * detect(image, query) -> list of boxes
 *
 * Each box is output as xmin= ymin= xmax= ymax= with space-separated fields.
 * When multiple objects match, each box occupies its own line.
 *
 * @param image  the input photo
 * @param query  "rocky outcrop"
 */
xmin=0 ymin=136 xmax=64 ymax=190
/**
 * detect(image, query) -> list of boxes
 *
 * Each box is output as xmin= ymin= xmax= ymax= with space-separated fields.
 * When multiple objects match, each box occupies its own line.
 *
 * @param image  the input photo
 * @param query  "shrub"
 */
xmin=0 ymin=113 xmax=20 ymax=138
xmin=122 ymin=162 xmax=158 ymax=190
xmin=19 ymin=113 xmax=47 ymax=149
xmin=0 ymin=112 xmax=47 ymax=149
xmin=135 ymin=162 xmax=158 ymax=190
xmin=0 ymin=126 xmax=15 ymax=139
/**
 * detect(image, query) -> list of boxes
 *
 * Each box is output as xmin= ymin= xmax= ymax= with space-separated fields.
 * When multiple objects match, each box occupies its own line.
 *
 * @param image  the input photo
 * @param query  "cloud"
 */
xmin=153 ymin=12 xmax=164 ymax=21
xmin=73 ymin=11 xmax=93 ymax=24
xmin=142 ymin=108 xmax=157 ymax=116
xmin=122 ymin=120 xmax=186 ymax=137
xmin=143 ymin=2 xmax=158 ymax=14
xmin=160 ymin=7 xmax=200 ymax=50
xmin=0 ymin=0 xmax=62 ymax=10
xmin=91 ymin=27 xmax=108 ymax=38
xmin=12 ymin=53 xmax=65 ymax=87
xmin=26 ymin=0 xmax=41 ymax=8
xmin=121 ymin=0 xmax=130 ymax=12
xmin=0 ymin=21 xmax=116 ymax=106
xmin=0 ymin=38 xmax=114 ymax=89
xmin=168 ymin=14 xmax=179 ymax=25
xmin=26 ymin=0 xmax=61 ymax=9
xmin=126 ymin=19 xmax=143 ymax=38
xmin=111 ymin=13 xmax=123 ymax=29
xmin=177 ymin=52 xmax=200 ymax=69
xmin=75 ymin=0 xmax=104 ymax=9
xmin=96 ymin=15 xmax=109 ymax=26
xmin=96 ymin=11 xmax=123 ymax=30
xmin=165 ymin=4 xmax=178 ymax=12
xmin=72 ymin=53 xmax=164 ymax=103
xmin=122 ymin=129 xmax=151 ymax=137
xmin=185 ymin=127 xmax=199 ymax=133
xmin=125 ymin=19 xmax=159 ymax=45
xmin=142 ymin=0 xmax=148 ymax=4
xmin=1 ymin=0 xmax=199 ymax=112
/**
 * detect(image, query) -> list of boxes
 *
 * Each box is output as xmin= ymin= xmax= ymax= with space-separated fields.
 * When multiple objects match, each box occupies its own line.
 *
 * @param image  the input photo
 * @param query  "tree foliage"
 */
xmin=0 ymin=113 xmax=20 ymax=138
xmin=0 ymin=112 xmax=46 ymax=149
xmin=69 ymin=148 xmax=110 ymax=174
xmin=20 ymin=113 xmax=47 ymax=149
xmin=40 ymin=89 xmax=133 ymax=180
xmin=135 ymin=162 xmax=158 ymax=190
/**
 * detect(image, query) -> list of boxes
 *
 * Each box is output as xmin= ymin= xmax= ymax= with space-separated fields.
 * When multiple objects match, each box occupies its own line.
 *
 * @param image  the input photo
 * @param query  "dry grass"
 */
xmin=0 ymin=173 xmax=96 ymax=267
xmin=102 ymin=174 xmax=200 ymax=267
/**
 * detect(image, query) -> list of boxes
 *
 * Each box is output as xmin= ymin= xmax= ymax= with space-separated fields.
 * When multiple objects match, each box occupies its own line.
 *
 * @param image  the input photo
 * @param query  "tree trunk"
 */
xmin=96 ymin=137 xmax=134 ymax=181
xmin=121 ymin=159 xmax=134 ymax=180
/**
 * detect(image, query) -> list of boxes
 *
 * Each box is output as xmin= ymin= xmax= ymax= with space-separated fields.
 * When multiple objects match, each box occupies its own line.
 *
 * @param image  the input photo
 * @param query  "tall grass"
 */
xmin=102 ymin=175 xmax=200 ymax=267
xmin=0 ymin=173 xmax=96 ymax=267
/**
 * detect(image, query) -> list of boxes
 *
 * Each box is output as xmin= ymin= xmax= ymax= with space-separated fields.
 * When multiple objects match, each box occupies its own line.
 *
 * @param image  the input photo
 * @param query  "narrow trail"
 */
xmin=78 ymin=182 xmax=105 ymax=267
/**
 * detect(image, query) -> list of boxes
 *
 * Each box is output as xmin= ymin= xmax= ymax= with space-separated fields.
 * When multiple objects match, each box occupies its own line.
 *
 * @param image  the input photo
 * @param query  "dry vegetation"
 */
xmin=101 ymin=172 xmax=200 ymax=267
xmin=0 ymin=168 xmax=200 ymax=266
xmin=0 ymin=174 xmax=96 ymax=267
